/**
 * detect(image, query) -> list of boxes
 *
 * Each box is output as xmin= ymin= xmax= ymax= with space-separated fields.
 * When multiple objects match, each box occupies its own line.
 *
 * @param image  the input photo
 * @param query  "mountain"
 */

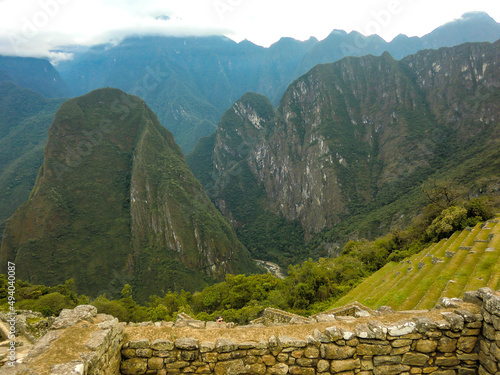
xmin=188 ymin=40 xmax=500 ymax=261
xmin=56 ymin=12 xmax=500 ymax=153
xmin=0 ymin=55 xmax=69 ymax=98
xmin=297 ymin=12 xmax=500 ymax=74
xmin=55 ymin=36 xmax=318 ymax=152
xmin=0 ymin=88 xmax=259 ymax=301
xmin=0 ymin=82 xmax=64 ymax=236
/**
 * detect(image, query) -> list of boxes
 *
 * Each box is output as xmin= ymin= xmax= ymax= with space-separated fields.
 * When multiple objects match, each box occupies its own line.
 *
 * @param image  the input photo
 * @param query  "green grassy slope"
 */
xmin=332 ymin=217 xmax=500 ymax=310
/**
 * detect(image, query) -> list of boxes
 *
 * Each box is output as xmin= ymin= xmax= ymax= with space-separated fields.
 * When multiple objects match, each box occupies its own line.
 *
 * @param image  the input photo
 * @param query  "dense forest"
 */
xmin=2 ymin=193 xmax=494 ymax=323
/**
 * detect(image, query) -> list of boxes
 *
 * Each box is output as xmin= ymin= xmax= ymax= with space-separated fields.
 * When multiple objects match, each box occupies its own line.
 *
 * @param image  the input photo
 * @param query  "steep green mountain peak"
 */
xmin=0 ymin=88 xmax=258 ymax=300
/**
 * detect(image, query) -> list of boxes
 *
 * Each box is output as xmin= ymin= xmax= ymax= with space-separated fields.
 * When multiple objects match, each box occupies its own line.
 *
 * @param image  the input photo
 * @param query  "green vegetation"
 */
xmin=4 ymin=196 xmax=495 ymax=323
xmin=0 ymin=88 xmax=259 ymax=301
xmin=0 ymin=82 xmax=63 ymax=235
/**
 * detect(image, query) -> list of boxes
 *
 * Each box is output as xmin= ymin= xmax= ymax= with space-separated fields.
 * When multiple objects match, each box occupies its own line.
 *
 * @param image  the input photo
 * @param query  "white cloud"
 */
xmin=0 ymin=0 xmax=498 ymax=62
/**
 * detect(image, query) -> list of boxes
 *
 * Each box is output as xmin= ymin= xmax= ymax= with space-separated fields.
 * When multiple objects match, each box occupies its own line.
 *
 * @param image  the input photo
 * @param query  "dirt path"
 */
xmin=255 ymin=260 xmax=285 ymax=279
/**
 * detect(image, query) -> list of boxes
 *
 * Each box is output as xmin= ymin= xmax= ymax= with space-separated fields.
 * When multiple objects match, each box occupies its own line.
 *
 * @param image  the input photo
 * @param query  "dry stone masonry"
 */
xmin=4 ymin=287 xmax=500 ymax=374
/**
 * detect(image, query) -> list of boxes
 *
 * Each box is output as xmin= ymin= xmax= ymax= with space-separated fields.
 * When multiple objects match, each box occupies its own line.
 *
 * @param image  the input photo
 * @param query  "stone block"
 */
xmin=181 ymin=350 xmax=198 ymax=361
xmin=437 ymin=337 xmax=457 ymax=352
xmin=296 ymin=357 xmax=318 ymax=367
xmin=491 ymin=343 xmax=500 ymax=361
xmin=456 ymin=353 xmax=479 ymax=361
xmin=267 ymin=363 xmax=289 ymax=375
xmin=199 ymin=342 xmax=215 ymax=353
xmin=483 ymin=322 xmax=496 ymax=341
xmin=238 ymin=341 xmax=257 ymax=350
xmin=457 ymin=368 xmax=478 ymax=375
xmin=277 ymin=335 xmax=307 ymax=348
xmin=201 ymin=352 xmax=218 ymax=363
xmin=435 ymin=355 xmax=460 ymax=367
xmin=413 ymin=317 xmax=438 ymax=333
xmin=457 ymin=336 xmax=478 ymax=353
xmin=415 ymin=339 xmax=437 ymax=353
xmin=121 ymin=348 xmax=136 ymax=359
xmin=454 ymin=309 xmax=477 ymax=323
xmin=373 ymin=364 xmax=410 ymax=375
xmin=165 ymin=361 xmax=190 ymax=369
xmin=402 ymin=352 xmax=430 ymax=366
xmin=320 ymin=343 xmax=356 ymax=359
xmin=314 ymin=329 xmax=330 ymax=343
xmin=317 ymin=359 xmax=330 ymax=372
xmin=135 ymin=348 xmax=153 ymax=358
xmin=373 ymin=355 xmax=402 ymax=366
xmin=387 ymin=320 xmax=416 ymax=336
xmin=289 ymin=366 xmax=315 ymax=375
xmin=214 ymin=359 xmax=246 ymax=375
xmin=195 ymin=364 xmax=211 ymax=374
xmin=479 ymin=351 xmax=498 ymax=373
xmin=128 ymin=339 xmax=150 ymax=349
xmin=245 ymin=363 xmax=266 ymax=375
xmin=51 ymin=305 xmax=98 ymax=330
xmin=152 ymin=340 xmax=174 ymax=351
xmin=121 ymin=358 xmax=148 ymax=375
xmin=262 ymin=354 xmax=276 ymax=366
xmin=391 ymin=339 xmax=413 ymax=348
xmin=441 ymin=312 xmax=465 ymax=331
xmin=330 ymin=358 xmax=360 ymax=372
xmin=175 ymin=337 xmax=199 ymax=350
xmin=304 ymin=346 xmax=320 ymax=358
xmin=391 ymin=345 xmax=411 ymax=355
xmin=231 ymin=350 xmax=246 ymax=359
xmin=148 ymin=357 xmax=164 ymax=370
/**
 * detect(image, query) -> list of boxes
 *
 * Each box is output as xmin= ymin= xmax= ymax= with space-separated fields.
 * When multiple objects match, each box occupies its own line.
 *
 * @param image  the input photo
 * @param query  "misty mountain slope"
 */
xmin=188 ymin=40 xmax=500 ymax=261
xmin=297 ymin=11 xmax=500 ymax=75
xmin=0 ymin=55 xmax=69 ymax=98
xmin=56 ymin=12 xmax=500 ymax=152
xmin=0 ymin=88 xmax=259 ymax=300
xmin=0 ymin=82 xmax=63 ymax=235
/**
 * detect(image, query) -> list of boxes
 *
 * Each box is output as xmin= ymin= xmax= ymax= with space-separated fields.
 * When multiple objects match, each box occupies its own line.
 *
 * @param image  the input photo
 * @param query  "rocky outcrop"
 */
xmin=190 ymin=40 xmax=500 ymax=238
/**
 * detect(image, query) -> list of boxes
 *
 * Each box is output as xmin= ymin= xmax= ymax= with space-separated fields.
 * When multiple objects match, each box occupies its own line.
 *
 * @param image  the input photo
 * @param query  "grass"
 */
xmin=332 ymin=217 xmax=500 ymax=311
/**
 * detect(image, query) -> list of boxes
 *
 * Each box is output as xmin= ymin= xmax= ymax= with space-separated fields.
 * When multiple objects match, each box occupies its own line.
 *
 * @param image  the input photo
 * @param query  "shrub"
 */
xmin=34 ymin=292 xmax=74 ymax=317
xmin=425 ymin=206 xmax=467 ymax=241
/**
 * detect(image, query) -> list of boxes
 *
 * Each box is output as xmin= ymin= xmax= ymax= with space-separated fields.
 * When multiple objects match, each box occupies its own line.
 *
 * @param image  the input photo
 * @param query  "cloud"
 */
xmin=0 ymin=0 xmax=498 ymax=63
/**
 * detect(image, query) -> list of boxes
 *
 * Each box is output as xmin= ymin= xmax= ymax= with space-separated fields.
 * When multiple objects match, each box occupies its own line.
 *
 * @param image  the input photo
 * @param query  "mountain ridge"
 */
xmin=0 ymin=88 xmax=259 ymax=300
xmin=55 ymin=11 xmax=500 ymax=152
xmin=188 ymin=40 xmax=500 ymax=262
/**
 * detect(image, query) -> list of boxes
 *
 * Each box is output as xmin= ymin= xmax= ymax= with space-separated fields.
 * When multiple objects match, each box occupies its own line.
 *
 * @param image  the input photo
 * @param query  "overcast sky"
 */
xmin=0 ymin=0 xmax=499 ymax=63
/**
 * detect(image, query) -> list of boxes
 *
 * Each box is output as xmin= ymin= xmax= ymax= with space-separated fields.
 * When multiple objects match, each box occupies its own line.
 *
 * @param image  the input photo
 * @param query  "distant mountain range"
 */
xmin=55 ymin=11 xmax=500 ymax=152
xmin=0 ymin=56 xmax=69 ymax=98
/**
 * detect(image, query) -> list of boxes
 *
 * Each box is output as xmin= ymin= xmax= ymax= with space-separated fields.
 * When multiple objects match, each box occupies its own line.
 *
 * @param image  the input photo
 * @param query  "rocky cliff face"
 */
xmin=0 ymin=88 xmax=257 ymax=300
xmin=189 ymin=41 xmax=500 ymax=239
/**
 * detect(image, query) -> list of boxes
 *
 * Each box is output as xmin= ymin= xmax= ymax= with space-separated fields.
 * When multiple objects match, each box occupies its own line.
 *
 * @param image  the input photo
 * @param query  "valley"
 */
xmin=0 ymin=12 xmax=498 ymax=313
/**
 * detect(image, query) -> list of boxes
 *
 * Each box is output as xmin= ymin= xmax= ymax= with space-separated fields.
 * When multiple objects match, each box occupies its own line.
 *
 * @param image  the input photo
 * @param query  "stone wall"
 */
xmin=3 ymin=305 xmax=124 ymax=375
xmin=6 ymin=287 xmax=500 ymax=375
xmin=477 ymin=288 xmax=500 ymax=374
xmin=120 ymin=308 xmax=482 ymax=375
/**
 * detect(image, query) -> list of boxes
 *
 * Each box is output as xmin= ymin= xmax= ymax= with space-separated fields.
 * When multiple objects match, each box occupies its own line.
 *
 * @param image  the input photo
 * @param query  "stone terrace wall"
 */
xmin=120 ymin=307 xmax=482 ymax=375
xmin=5 ymin=287 xmax=500 ymax=374
xmin=1 ymin=305 xmax=124 ymax=375
xmin=477 ymin=288 xmax=500 ymax=374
